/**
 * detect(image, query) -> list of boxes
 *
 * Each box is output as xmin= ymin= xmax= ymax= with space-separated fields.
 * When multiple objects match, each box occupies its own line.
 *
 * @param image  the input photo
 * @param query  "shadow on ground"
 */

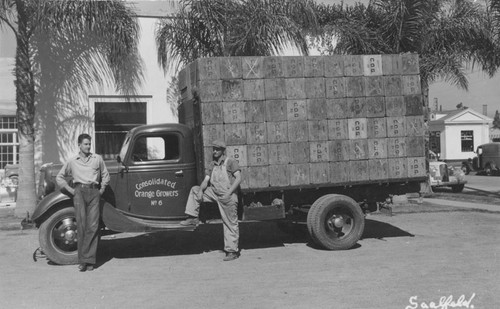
xmin=95 ymin=218 xmax=413 ymax=267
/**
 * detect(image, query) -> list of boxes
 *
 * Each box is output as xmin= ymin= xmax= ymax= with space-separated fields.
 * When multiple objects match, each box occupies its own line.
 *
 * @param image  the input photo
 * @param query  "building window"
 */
xmin=0 ymin=116 xmax=19 ymax=169
xmin=461 ymin=130 xmax=474 ymax=152
xmin=429 ymin=131 xmax=441 ymax=154
xmin=95 ymin=101 xmax=147 ymax=159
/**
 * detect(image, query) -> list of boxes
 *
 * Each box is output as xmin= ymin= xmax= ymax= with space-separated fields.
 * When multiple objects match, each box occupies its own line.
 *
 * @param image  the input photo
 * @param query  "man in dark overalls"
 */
xmin=56 ymin=133 xmax=110 ymax=271
xmin=181 ymin=140 xmax=242 ymax=261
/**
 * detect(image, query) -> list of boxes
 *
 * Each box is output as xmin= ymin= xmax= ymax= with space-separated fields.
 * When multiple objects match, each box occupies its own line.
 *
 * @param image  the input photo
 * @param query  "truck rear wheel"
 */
xmin=39 ymin=207 xmax=78 ymax=265
xmin=307 ymin=194 xmax=365 ymax=250
xmin=451 ymin=184 xmax=465 ymax=193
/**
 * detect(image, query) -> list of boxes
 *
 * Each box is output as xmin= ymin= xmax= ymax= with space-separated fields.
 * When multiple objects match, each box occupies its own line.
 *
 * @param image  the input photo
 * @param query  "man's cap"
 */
xmin=212 ymin=140 xmax=226 ymax=149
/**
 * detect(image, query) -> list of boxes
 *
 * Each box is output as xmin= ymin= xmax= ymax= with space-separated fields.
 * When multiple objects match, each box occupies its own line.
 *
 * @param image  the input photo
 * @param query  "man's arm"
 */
xmin=56 ymin=162 xmax=74 ymax=195
xmin=99 ymin=156 xmax=110 ymax=194
xmin=196 ymin=175 xmax=210 ymax=199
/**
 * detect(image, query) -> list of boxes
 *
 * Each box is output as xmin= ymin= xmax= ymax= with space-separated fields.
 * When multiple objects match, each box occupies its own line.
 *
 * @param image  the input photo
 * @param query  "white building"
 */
xmin=428 ymin=108 xmax=492 ymax=161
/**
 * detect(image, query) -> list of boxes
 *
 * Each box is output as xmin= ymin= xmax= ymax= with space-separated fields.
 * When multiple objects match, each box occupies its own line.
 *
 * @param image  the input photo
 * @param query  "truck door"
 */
xmin=117 ymin=131 xmax=196 ymax=219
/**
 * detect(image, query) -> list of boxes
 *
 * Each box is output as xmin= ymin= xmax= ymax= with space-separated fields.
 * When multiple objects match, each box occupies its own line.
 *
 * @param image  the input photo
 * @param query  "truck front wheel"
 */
xmin=307 ymin=194 xmax=365 ymax=250
xmin=451 ymin=184 xmax=465 ymax=193
xmin=39 ymin=207 xmax=78 ymax=265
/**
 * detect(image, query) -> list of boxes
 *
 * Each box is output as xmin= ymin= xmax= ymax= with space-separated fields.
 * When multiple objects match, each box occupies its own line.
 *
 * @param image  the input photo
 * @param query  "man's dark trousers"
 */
xmin=73 ymin=185 xmax=100 ymax=265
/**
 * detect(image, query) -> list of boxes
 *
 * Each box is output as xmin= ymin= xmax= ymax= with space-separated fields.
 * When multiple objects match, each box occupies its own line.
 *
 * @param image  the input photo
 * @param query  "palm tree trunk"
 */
xmin=14 ymin=1 xmax=37 ymax=219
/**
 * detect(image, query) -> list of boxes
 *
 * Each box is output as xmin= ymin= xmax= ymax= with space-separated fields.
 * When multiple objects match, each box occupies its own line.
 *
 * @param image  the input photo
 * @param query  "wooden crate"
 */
xmin=223 ymin=101 xmax=246 ymax=123
xmin=219 ymin=57 xmax=242 ymax=79
xmin=388 ymin=158 xmax=408 ymax=179
xmin=203 ymin=146 xmax=213 ymax=170
xmin=222 ymin=80 xmax=244 ymax=101
xmin=264 ymin=56 xmax=283 ymax=78
xmin=288 ymin=121 xmax=309 ymax=142
xmin=367 ymin=118 xmax=387 ymax=138
xmin=349 ymin=139 xmax=368 ymax=160
xmin=201 ymin=102 xmax=223 ymax=124
xmin=402 ymin=75 xmax=421 ymax=95
xmin=247 ymin=144 xmax=269 ymax=166
xmin=199 ymin=80 xmax=222 ymax=102
xmin=406 ymin=115 xmax=425 ymax=136
xmin=310 ymin=162 xmax=330 ymax=184
xmin=329 ymin=140 xmax=350 ymax=162
xmin=242 ymin=57 xmax=264 ymax=79
xmin=362 ymin=55 xmax=383 ymax=76
xmin=310 ymin=141 xmax=330 ymax=162
xmin=348 ymin=118 xmax=368 ymax=139
xmin=325 ymin=77 xmax=346 ymax=98
xmin=364 ymin=76 xmax=385 ymax=97
xmin=202 ymin=124 xmax=224 ymax=146
xmin=308 ymin=120 xmax=329 ymax=141
xmin=384 ymin=76 xmax=403 ymax=96
xmin=246 ymin=122 xmax=267 ymax=144
xmin=269 ymin=164 xmax=290 ymax=187
xmin=386 ymin=116 xmax=406 ymax=137
xmin=287 ymin=100 xmax=307 ymax=121
xmin=307 ymin=98 xmax=328 ymax=120
xmin=404 ymin=95 xmax=423 ymax=116
xmin=226 ymin=145 xmax=248 ymax=167
xmin=245 ymin=100 xmax=266 ymax=123
xmin=304 ymin=56 xmax=325 ymax=77
xmin=239 ymin=167 xmax=250 ymax=189
xmin=243 ymin=79 xmax=265 ymax=100
xmin=369 ymin=159 xmax=388 ymax=180
xmin=381 ymin=54 xmax=402 ymax=75
xmin=407 ymin=157 xmax=426 ymax=177
xmin=289 ymin=163 xmax=310 ymax=186
xmin=197 ymin=58 xmax=220 ymax=80
xmin=366 ymin=96 xmax=385 ymax=118
xmin=349 ymin=160 xmax=369 ymax=181
xmin=387 ymin=137 xmax=407 ymax=158
xmin=283 ymin=56 xmax=305 ymax=78
xmin=224 ymin=123 xmax=246 ymax=145
xmin=305 ymin=77 xmax=326 ymax=98
xmin=327 ymin=98 xmax=349 ymax=119
xmin=385 ymin=96 xmax=406 ymax=116
xmin=347 ymin=97 xmax=367 ymax=118
xmin=368 ymin=138 xmax=388 ymax=159
xmin=289 ymin=142 xmax=310 ymax=163
xmin=285 ymin=78 xmax=306 ymax=99
xmin=265 ymin=99 xmax=287 ymax=121
xmin=264 ymin=78 xmax=286 ymax=100
xmin=329 ymin=161 xmax=350 ymax=183
xmin=248 ymin=166 xmax=270 ymax=188
xmin=266 ymin=121 xmax=288 ymax=143
xmin=324 ymin=55 xmax=344 ymax=77
xmin=406 ymin=136 xmax=425 ymax=157
xmin=402 ymin=53 xmax=420 ymax=75
xmin=345 ymin=76 xmax=365 ymax=97
xmin=344 ymin=55 xmax=363 ymax=76
xmin=327 ymin=119 xmax=348 ymax=140
xmin=268 ymin=143 xmax=290 ymax=165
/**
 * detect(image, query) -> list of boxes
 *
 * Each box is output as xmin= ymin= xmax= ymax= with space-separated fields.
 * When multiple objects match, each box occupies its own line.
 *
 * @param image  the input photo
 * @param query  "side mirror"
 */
xmin=477 ymin=148 xmax=482 ymax=155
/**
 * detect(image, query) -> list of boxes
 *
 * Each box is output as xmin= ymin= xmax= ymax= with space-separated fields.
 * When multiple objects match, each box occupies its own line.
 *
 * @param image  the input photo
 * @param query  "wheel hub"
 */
xmin=328 ymin=215 xmax=345 ymax=229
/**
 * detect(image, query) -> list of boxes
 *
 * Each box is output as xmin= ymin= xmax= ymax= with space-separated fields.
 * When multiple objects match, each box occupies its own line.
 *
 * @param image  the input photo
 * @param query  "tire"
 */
xmin=451 ymin=184 xmax=464 ymax=193
xmin=306 ymin=194 xmax=365 ymax=250
xmin=485 ymin=163 xmax=493 ymax=176
xmin=39 ymin=207 xmax=78 ymax=265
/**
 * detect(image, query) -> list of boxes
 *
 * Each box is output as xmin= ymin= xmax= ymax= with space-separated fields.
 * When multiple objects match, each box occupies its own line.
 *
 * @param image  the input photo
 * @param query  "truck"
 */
xmin=428 ymin=151 xmax=467 ymax=192
xmin=461 ymin=142 xmax=500 ymax=176
xmin=31 ymin=54 xmax=428 ymax=265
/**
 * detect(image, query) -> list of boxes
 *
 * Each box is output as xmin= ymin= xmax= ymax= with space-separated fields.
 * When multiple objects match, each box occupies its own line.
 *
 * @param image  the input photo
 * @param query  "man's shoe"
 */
xmin=78 ymin=263 xmax=87 ymax=272
xmin=86 ymin=264 xmax=94 ymax=271
xmin=223 ymin=252 xmax=240 ymax=261
xmin=180 ymin=217 xmax=199 ymax=226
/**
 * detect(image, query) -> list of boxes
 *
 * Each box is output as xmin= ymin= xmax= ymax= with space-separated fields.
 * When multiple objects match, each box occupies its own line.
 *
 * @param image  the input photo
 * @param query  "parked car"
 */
xmin=428 ymin=151 xmax=467 ymax=192
xmin=462 ymin=142 xmax=500 ymax=176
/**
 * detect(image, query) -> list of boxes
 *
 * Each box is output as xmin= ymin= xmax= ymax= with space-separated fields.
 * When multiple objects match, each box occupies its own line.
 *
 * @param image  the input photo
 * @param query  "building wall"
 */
xmin=442 ymin=123 xmax=490 ymax=160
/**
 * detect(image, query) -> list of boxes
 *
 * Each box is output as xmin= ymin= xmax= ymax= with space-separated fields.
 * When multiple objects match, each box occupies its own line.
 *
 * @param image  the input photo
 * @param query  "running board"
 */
xmin=102 ymin=204 xmax=196 ymax=233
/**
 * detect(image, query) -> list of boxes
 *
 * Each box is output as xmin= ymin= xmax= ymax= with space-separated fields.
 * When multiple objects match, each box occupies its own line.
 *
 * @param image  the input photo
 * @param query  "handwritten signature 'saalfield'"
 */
xmin=406 ymin=293 xmax=476 ymax=309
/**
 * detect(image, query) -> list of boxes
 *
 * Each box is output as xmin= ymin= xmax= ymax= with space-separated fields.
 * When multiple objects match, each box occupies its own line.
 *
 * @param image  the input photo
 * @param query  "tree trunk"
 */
xmin=14 ymin=1 xmax=38 ymax=219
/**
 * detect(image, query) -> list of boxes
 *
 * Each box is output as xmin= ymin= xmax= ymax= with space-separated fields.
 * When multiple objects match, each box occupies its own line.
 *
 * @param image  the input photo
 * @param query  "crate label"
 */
xmin=362 ymin=55 xmax=383 ymax=76
xmin=349 ymin=139 xmax=368 ymax=160
xmin=388 ymin=137 xmax=407 ymax=158
xmin=310 ymin=142 xmax=330 ymax=162
xmin=226 ymin=145 xmax=248 ymax=167
xmin=287 ymin=100 xmax=307 ymax=120
xmin=305 ymin=57 xmax=325 ymax=77
xmin=367 ymin=117 xmax=387 ymax=138
xmin=368 ymin=138 xmax=387 ymax=159
xmin=325 ymin=78 xmax=346 ymax=98
xmin=223 ymin=101 xmax=245 ymax=123
xmin=328 ymin=119 xmax=348 ymax=140
xmin=248 ymin=144 xmax=268 ymax=166
xmin=387 ymin=117 xmax=406 ymax=137
xmin=283 ymin=56 xmax=305 ymax=78
xmin=268 ymin=143 xmax=290 ymax=165
xmin=266 ymin=121 xmax=288 ymax=143
xmin=348 ymin=97 xmax=367 ymax=118
xmin=348 ymin=118 xmax=367 ymax=139
xmin=246 ymin=123 xmax=267 ymax=144
xmin=264 ymin=57 xmax=283 ymax=78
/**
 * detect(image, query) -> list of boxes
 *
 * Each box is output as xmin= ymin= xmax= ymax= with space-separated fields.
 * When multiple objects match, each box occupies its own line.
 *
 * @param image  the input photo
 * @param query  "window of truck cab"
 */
xmin=130 ymin=132 xmax=180 ymax=164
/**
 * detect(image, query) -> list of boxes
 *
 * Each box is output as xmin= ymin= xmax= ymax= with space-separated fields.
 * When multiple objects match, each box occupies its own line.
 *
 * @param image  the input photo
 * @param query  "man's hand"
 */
xmin=219 ymin=193 xmax=232 ymax=204
xmin=68 ymin=188 xmax=75 ymax=195
xmin=195 ymin=189 xmax=204 ymax=200
xmin=99 ymin=188 xmax=105 ymax=195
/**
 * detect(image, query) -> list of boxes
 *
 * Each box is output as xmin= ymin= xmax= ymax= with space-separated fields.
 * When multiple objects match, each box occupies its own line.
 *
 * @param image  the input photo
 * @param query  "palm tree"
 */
xmin=312 ymin=0 xmax=499 ymax=109
xmin=0 ymin=0 xmax=142 ymax=218
xmin=155 ymin=0 xmax=319 ymax=72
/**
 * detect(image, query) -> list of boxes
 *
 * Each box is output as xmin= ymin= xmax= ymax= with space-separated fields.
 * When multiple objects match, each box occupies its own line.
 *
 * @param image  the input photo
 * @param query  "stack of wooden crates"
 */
xmin=178 ymin=54 xmax=426 ymax=190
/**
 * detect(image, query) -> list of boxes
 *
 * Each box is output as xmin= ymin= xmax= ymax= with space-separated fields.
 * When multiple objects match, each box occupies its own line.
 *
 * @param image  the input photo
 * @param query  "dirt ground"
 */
xmin=1 ymin=210 xmax=499 ymax=309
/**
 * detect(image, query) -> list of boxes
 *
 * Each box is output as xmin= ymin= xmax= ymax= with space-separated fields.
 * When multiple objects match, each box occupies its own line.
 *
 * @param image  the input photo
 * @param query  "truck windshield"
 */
xmin=119 ymin=133 xmax=132 ymax=160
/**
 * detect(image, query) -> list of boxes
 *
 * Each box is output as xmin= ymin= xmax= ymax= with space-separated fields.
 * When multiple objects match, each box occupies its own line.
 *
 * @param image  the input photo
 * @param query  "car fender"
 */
xmin=32 ymin=191 xmax=72 ymax=223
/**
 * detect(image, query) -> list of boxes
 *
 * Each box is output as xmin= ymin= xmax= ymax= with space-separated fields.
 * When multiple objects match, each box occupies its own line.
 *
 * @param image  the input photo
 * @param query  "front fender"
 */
xmin=32 ymin=191 xmax=72 ymax=223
